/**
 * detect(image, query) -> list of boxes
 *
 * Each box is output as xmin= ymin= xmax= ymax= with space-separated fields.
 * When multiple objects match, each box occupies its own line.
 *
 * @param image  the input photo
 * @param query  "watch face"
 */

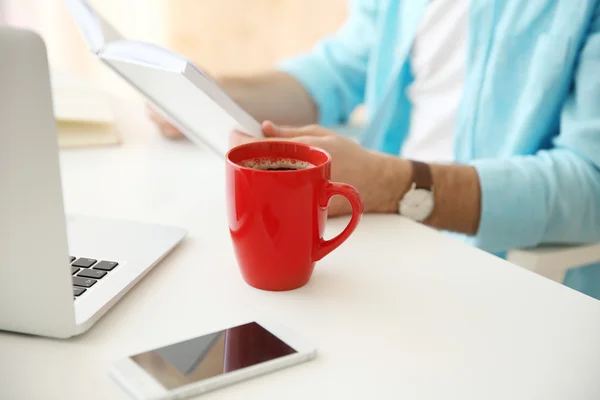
xmin=399 ymin=188 xmax=434 ymax=222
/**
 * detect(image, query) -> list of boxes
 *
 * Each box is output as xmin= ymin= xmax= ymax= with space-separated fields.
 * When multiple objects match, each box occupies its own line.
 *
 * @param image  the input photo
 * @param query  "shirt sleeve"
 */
xmin=276 ymin=0 xmax=377 ymax=127
xmin=471 ymin=6 xmax=600 ymax=253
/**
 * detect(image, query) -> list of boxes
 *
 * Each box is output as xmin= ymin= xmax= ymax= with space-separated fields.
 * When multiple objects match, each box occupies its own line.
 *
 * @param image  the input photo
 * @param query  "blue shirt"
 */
xmin=278 ymin=0 xmax=600 ymax=296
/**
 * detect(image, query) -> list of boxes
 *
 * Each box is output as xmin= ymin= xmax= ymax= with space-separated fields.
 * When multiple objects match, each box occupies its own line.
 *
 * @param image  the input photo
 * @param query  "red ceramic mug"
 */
xmin=226 ymin=141 xmax=364 ymax=291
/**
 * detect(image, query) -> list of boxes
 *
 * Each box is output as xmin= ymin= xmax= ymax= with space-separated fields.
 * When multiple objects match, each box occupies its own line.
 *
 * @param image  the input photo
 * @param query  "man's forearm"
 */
xmin=219 ymin=71 xmax=318 ymax=126
xmin=377 ymin=156 xmax=482 ymax=235
xmin=427 ymin=163 xmax=481 ymax=235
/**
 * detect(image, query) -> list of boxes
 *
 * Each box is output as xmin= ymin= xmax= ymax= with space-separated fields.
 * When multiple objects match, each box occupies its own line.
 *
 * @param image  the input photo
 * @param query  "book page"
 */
xmin=66 ymin=0 xmax=123 ymax=52
xmin=101 ymin=39 xmax=199 ymax=73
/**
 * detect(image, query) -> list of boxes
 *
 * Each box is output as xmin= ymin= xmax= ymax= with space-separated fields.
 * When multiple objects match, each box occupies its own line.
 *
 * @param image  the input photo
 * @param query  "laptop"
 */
xmin=0 ymin=26 xmax=187 ymax=339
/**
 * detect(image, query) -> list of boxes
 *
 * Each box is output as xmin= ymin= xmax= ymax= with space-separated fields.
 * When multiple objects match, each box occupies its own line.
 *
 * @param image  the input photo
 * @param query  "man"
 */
xmin=151 ymin=1 xmax=600 ymax=298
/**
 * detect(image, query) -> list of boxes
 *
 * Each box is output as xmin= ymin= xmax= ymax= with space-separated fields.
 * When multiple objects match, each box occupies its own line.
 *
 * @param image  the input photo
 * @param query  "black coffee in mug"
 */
xmin=240 ymin=157 xmax=316 ymax=171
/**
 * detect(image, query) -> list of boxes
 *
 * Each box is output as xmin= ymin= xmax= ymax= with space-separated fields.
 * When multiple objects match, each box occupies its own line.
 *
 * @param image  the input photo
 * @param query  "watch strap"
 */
xmin=410 ymin=160 xmax=433 ymax=190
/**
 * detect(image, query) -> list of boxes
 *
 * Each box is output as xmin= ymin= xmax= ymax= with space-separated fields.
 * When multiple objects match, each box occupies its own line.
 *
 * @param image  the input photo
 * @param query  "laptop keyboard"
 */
xmin=70 ymin=256 xmax=119 ymax=299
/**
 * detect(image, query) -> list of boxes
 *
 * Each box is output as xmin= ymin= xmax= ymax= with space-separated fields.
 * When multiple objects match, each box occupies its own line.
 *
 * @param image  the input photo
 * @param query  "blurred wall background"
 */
xmin=166 ymin=0 xmax=348 ymax=76
xmin=0 ymin=0 xmax=347 ymax=95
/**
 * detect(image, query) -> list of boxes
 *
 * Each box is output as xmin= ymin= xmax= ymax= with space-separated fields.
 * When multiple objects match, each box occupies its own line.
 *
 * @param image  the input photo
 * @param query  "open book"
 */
xmin=66 ymin=0 xmax=263 ymax=156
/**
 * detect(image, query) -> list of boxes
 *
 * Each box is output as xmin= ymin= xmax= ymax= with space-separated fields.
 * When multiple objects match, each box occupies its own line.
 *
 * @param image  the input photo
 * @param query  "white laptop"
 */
xmin=66 ymin=0 xmax=263 ymax=157
xmin=0 ymin=26 xmax=187 ymax=339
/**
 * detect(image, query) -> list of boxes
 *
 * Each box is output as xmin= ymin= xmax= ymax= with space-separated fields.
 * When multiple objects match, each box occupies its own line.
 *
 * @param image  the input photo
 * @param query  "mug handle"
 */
xmin=313 ymin=182 xmax=364 ymax=261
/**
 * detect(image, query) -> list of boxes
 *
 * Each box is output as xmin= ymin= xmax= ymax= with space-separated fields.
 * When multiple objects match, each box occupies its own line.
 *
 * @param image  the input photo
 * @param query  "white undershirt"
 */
xmin=400 ymin=0 xmax=469 ymax=163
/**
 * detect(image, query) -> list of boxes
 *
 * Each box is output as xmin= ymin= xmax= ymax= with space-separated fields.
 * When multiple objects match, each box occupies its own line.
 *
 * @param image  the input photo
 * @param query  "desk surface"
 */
xmin=2 ymin=100 xmax=600 ymax=400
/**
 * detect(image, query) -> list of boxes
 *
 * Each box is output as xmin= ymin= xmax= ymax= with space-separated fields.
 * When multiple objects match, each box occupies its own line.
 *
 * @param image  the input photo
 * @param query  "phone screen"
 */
xmin=130 ymin=322 xmax=297 ymax=390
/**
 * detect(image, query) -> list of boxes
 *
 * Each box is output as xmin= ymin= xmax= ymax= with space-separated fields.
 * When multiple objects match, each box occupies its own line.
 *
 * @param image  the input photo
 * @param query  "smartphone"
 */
xmin=109 ymin=320 xmax=317 ymax=399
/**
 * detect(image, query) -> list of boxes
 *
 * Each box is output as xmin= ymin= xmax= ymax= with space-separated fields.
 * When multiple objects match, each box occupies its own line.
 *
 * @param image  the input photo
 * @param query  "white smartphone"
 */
xmin=109 ymin=320 xmax=317 ymax=400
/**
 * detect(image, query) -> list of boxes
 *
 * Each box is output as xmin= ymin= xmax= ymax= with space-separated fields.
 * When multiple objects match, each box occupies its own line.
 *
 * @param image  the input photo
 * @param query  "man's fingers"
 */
xmin=230 ymin=130 xmax=260 ymax=147
xmin=161 ymin=124 xmax=182 ymax=137
xmin=146 ymin=105 xmax=165 ymax=123
xmin=262 ymin=121 xmax=329 ymax=138
xmin=261 ymin=121 xmax=285 ymax=137
xmin=230 ymin=129 xmax=319 ymax=149
xmin=156 ymin=120 xmax=182 ymax=138
xmin=146 ymin=104 xmax=184 ymax=138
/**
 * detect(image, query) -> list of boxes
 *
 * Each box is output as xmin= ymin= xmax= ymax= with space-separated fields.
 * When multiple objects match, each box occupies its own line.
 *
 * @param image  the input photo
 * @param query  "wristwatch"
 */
xmin=399 ymin=160 xmax=434 ymax=222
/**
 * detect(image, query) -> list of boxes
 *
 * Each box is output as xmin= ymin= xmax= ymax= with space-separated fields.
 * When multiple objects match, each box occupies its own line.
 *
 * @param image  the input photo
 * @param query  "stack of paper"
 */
xmin=51 ymin=70 xmax=120 ymax=148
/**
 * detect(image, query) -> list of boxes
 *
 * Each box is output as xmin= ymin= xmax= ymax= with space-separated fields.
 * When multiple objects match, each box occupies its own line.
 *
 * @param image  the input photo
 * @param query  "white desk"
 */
xmin=2 ymin=100 xmax=600 ymax=400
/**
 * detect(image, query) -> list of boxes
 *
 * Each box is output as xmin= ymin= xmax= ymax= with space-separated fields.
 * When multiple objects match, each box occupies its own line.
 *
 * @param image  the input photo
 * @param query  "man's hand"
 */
xmin=231 ymin=122 xmax=412 ymax=217
xmin=232 ymin=122 xmax=482 ymax=235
